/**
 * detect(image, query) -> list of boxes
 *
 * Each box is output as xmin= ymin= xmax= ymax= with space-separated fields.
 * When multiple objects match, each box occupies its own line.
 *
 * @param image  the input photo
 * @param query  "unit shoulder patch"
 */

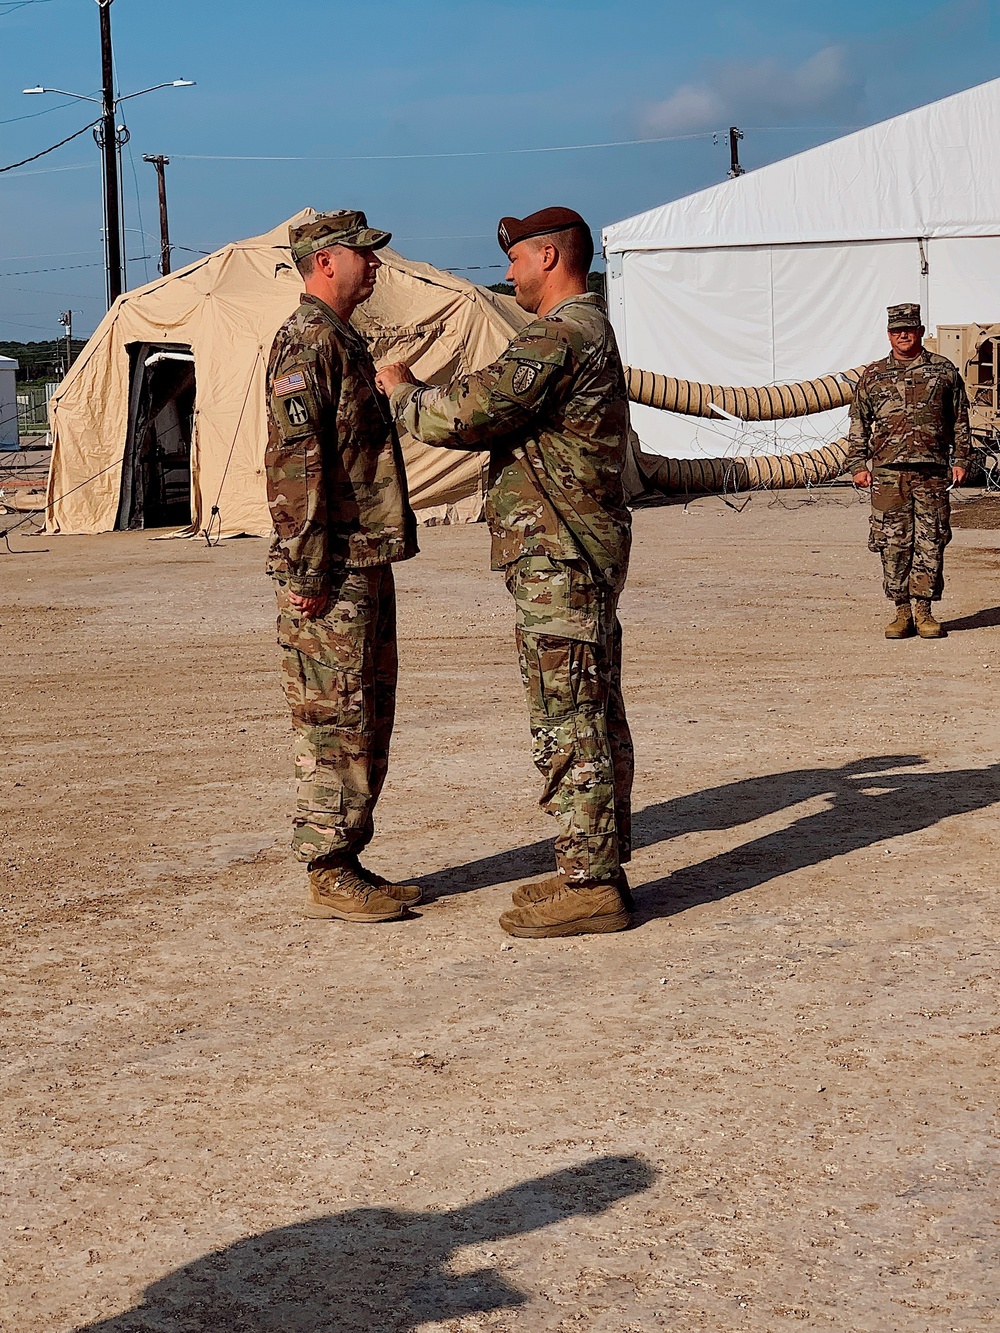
xmin=271 ymin=381 xmax=319 ymax=438
xmin=512 ymin=361 xmax=543 ymax=396
xmin=493 ymin=354 xmax=563 ymax=406
xmin=284 ymin=394 xmax=311 ymax=427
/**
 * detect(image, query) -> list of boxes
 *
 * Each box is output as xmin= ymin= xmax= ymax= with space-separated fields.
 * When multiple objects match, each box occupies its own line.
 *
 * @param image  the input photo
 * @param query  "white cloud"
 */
xmin=640 ymin=45 xmax=865 ymax=136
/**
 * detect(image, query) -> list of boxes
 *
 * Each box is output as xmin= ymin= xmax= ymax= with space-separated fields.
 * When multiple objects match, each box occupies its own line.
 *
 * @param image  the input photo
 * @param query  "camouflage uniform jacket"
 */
xmin=845 ymin=349 xmax=971 ymax=475
xmin=265 ymin=293 xmax=418 ymax=597
xmin=390 ymin=293 xmax=632 ymax=589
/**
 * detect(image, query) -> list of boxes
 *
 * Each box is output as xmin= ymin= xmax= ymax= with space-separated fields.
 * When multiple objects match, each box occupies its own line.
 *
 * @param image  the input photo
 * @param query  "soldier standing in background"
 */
xmin=846 ymin=302 xmax=971 ymax=639
xmin=266 ymin=210 xmax=420 ymax=923
xmin=377 ymin=207 xmax=634 ymax=940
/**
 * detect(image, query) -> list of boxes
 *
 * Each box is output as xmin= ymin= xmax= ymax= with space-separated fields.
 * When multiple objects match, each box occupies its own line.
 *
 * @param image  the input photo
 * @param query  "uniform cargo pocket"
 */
xmin=281 ymin=648 xmax=367 ymax=733
xmin=276 ymin=591 xmax=370 ymax=733
xmin=527 ymin=635 xmax=603 ymax=719
xmin=868 ymin=511 xmax=888 ymax=553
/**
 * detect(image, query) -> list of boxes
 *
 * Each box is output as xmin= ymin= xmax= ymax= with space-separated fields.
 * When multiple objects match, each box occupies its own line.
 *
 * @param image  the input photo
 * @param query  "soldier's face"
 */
xmin=340 ymin=245 xmax=381 ymax=304
xmin=506 ymin=239 xmax=546 ymax=313
xmin=314 ymin=245 xmax=381 ymax=307
xmin=888 ymin=326 xmax=924 ymax=359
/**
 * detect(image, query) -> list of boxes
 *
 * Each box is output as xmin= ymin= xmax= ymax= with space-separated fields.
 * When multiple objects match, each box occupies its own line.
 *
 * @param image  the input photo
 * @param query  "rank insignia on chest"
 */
xmin=273 ymin=369 xmax=307 ymax=397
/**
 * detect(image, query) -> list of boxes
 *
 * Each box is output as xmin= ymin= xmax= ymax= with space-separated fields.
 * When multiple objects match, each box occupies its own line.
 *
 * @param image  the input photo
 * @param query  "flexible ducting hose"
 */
xmin=634 ymin=439 xmax=849 ymax=495
xmin=625 ymin=365 xmax=864 ymax=420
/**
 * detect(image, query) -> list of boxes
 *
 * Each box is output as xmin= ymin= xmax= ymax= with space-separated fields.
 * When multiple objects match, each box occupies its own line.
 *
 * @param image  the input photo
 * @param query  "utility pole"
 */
xmin=24 ymin=30 xmax=194 ymax=309
xmin=58 ymin=310 xmax=73 ymax=374
xmin=142 ymin=154 xmax=171 ymax=274
xmin=728 ymin=126 xmax=745 ymax=179
xmin=96 ymin=0 xmax=123 ymax=306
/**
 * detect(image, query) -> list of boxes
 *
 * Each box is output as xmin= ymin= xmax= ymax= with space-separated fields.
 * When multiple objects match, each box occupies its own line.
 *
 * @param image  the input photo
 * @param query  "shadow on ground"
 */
xmin=423 ymin=755 xmax=1000 ymax=920
xmin=74 ymin=1156 xmax=655 ymax=1333
xmin=943 ymin=605 xmax=1000 ymax=632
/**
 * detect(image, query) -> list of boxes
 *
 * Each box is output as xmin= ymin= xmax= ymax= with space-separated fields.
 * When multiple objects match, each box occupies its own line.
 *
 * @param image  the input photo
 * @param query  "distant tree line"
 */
xmin=0 ymin=338 xmax=88 ymax=382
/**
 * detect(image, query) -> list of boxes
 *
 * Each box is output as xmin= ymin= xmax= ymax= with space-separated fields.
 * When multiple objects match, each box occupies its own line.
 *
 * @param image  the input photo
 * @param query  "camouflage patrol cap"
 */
xmin=887 ymin=302 xmax=922 ymax=329
xmin=497 ymin=206 xmax=590 ymax=254
xmin=289 ymin=209 xmax=391 ymax=260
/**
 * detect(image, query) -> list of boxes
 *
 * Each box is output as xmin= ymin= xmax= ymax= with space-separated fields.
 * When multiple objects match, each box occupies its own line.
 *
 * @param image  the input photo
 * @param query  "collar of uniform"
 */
xmin=300 ymin=292 xmax=364 ymax=344
xmin=544 ymin=291 xmax=606 ymax=318
xmin=888 ymin=347 xmax=931 ymax=370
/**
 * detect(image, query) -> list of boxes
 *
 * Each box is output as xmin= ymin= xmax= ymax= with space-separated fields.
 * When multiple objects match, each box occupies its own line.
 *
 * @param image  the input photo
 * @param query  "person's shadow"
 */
xmin=635 ymin=753 xmax=1000 ymax=917
xmin=74 ymin=1156 xmax=655 ymax=1332
xmin=418 ymin=755 xmax=1000 ymax=919
xmin=943 ymin=605 xmax=1000 ymax=632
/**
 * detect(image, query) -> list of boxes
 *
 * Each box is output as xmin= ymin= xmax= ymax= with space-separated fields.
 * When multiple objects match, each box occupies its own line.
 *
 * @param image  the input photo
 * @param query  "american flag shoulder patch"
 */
xmin=273 ymin=369 xmax=307 ymax=397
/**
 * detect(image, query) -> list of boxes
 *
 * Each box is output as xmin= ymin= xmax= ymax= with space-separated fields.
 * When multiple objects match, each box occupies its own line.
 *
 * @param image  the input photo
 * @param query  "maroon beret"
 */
xmin=497 ymin=207 xmax=590 ymax=254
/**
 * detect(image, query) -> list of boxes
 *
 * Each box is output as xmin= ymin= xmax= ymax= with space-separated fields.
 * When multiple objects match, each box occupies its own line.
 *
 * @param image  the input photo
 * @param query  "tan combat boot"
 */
xmin=499 ymin=882 xmax=632 ymax=938
xmin=512 ymin=868 xmax=634 ymax=911
xmin=885 ymin=601 xmax=915 ymax=639
xmin=306 ymin=859 xmax=406 ymax=922
xmin=355 ymin=859 xmax=423 ymax=907
xmin=914 ymin=599 xmax=946 ymax=639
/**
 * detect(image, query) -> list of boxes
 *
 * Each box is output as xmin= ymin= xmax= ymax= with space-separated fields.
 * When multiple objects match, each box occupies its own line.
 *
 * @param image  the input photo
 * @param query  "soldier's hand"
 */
xmin=951 ymin=466 xmax=967 ymax=486
xmin=288 ymin=589 xmax=329 ymax=619
xmin=852 ymin=470 xmax=872 ymax=488
xmin=376 ymin=362 xmax=418 ymax=395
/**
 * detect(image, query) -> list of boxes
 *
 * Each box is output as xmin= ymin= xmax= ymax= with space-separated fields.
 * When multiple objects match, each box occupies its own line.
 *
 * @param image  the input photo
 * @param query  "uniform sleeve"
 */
xmin=950 ymin=367 xmax=972 ymax=468
xmin=844 ymin=371 xmax=873 ymax=475
xmin=389 ymin=323 xmax=570 ymax=449
xmin=265 ymin=342 xmax=337 ymax=597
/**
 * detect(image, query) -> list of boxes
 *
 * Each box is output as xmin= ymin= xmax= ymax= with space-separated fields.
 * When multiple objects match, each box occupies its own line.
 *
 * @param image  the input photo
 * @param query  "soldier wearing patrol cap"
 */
xmin=265 ymin=209 xmax=420 ymax=923
xmin=378 ymin=206 xmax=635 ymax=939
xmin=846 ymin=302 xmax=971 ymax=639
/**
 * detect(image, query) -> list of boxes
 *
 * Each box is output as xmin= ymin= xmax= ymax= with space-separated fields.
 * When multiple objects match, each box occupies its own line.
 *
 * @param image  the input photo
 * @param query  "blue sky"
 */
xmin=1 ymin=0 xmax=997 ymax=342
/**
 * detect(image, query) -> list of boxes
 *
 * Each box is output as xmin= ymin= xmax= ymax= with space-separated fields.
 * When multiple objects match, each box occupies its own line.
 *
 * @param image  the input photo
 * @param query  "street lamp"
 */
xmin=24 ymin=47 xmax=194 ymax=309
xmin=23 ymin=80 xmax=195 ymax=101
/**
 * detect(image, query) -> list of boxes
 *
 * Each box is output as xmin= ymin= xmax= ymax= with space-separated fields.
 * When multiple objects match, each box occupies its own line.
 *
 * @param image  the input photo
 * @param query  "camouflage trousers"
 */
xmin=508 ymin=560 xmax=634 ymax=885
xmin=869 ymin=467 xmax=952 ymax=602
xmin=275 ymin=566 xmax=397 ymax=864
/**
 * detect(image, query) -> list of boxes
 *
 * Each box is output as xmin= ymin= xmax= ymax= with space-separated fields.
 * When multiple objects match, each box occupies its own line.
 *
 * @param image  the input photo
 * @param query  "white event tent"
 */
xmin=604 ymin=78 xmax=1000 ymax=459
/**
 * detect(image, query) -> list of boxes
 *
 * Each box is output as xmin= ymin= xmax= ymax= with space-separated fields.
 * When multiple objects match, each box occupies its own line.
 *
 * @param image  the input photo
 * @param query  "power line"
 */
xmin=0 ymin=317 xmax=64 ymax=333
xmin=0 ymin=255 xmax=149 ymax=277
xmin=0 ymin=260 xmax=106 ymax=277
xmin=3 ymin=161 xmax=95 ymax=179
xmin=164 ymin=129 xmax=722 ymax=163
xmin=0 ymin=96 xmax=87 ymax=126
xmin=0 ymin=0 xmax=57 ymax=12
xmin=0 ymin=118 xmax=100 ymax=174
xmin=0 ymin=249 xmax=95 ymax=262
xmin=0 ymin=285 xmax=95 ymax=297
xmin=160 ymin=123 xmax=864 ymax=165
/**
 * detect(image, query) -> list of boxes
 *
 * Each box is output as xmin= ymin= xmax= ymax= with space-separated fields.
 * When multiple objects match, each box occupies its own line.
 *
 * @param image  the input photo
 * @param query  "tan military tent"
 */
xmin=46 ymin=208 xmax=529 ymax=536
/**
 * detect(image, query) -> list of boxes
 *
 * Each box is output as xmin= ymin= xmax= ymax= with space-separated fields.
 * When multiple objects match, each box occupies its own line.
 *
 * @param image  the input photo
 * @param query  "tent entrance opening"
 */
xmin=117 ymin=343 xmax=196 ymax=529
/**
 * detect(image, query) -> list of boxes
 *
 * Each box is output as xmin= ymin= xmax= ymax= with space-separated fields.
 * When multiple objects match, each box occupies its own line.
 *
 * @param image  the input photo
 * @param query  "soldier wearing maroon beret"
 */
xmin=378 ymin=207 xmax=635 ymax=939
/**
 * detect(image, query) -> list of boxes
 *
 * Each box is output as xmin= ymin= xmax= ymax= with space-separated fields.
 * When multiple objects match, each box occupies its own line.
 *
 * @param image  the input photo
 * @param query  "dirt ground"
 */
xmin=2 ymin=488 xmax=999 ymax=1333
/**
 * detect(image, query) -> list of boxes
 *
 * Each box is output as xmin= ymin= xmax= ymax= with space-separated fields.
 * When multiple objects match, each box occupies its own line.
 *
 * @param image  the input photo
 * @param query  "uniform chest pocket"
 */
xmin=907 ymin=372 xmax=943 ymax=408
xmin=346 ymin=365 xmax=391 ymax=427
